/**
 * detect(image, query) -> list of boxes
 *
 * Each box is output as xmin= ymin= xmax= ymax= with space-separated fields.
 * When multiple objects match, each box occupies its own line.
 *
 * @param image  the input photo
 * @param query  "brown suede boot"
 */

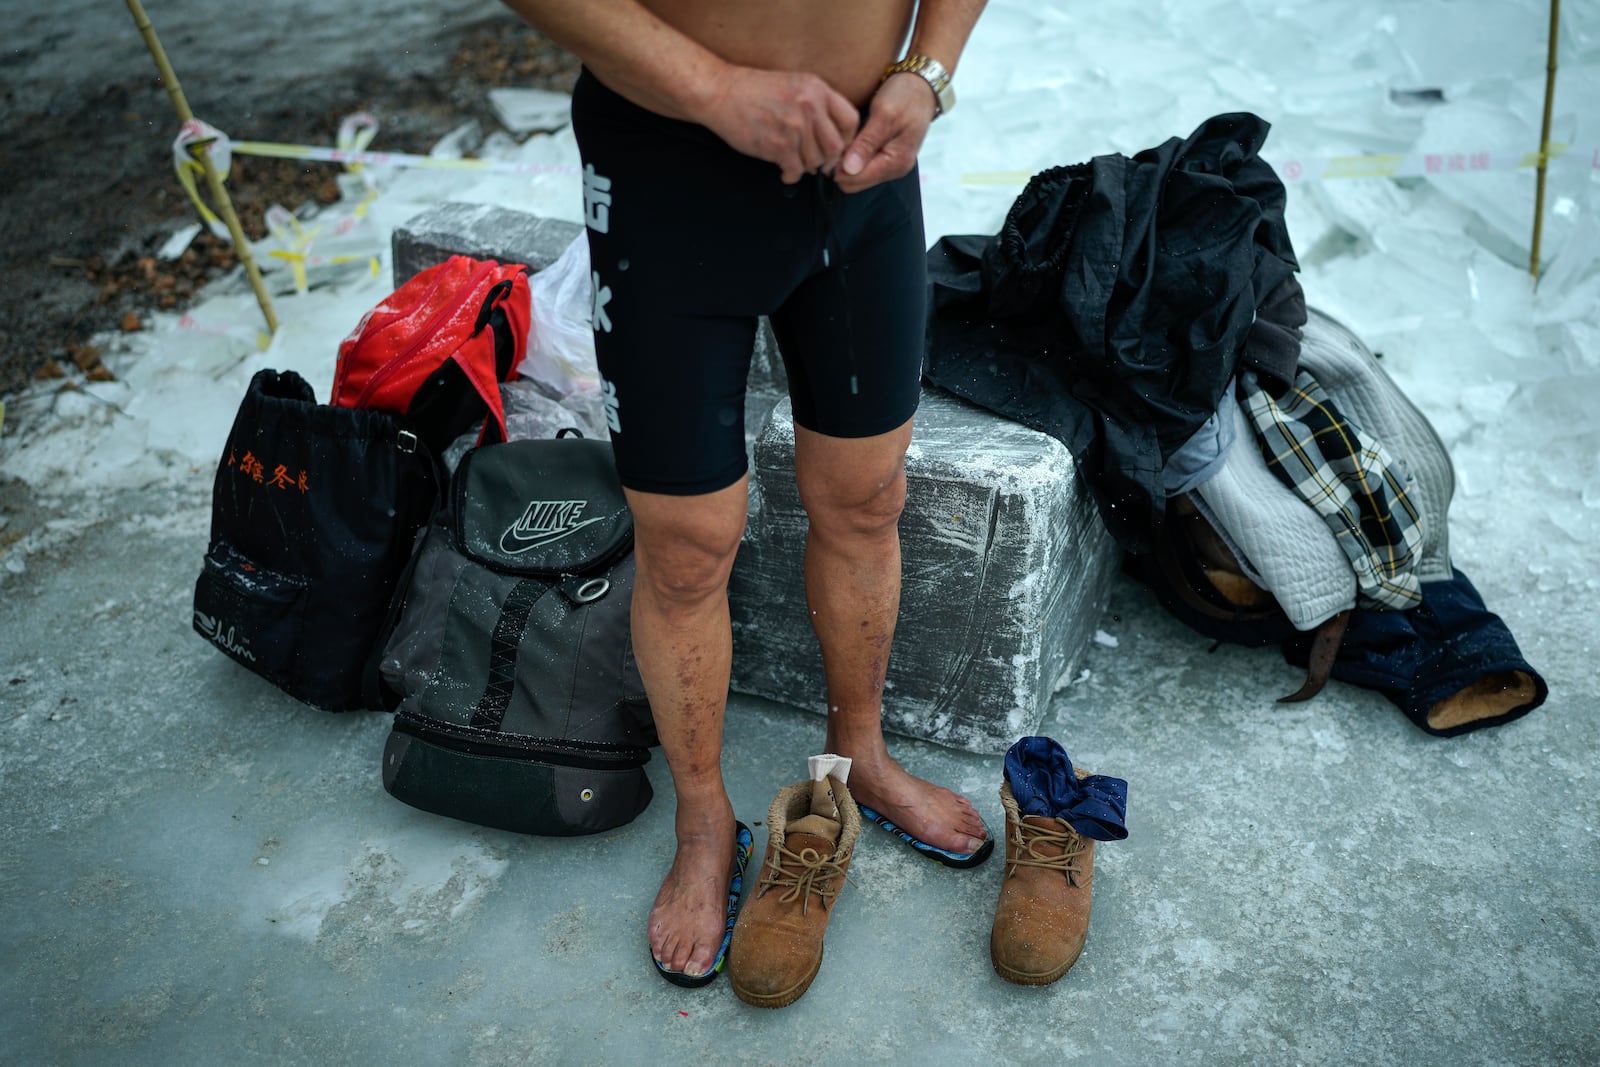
xmin=990 ymin=778 xmax=1096 ymax=986
xmin=727 ymin=774 xmax=860 ymax=1008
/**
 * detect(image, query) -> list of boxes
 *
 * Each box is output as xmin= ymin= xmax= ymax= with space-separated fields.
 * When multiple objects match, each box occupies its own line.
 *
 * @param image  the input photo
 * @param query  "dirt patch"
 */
xmin=0 ymin=15 xmax=578 ymax=400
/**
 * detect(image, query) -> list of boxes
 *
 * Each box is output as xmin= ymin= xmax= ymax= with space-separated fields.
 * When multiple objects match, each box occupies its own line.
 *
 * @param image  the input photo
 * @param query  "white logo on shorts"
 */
xmin=592 ymin=270 xmax=613 ymax=334
xmin=602 ymin=378 xmax=621 ymax=433
xmin=583 ymin=164 xmax=613 ymax=233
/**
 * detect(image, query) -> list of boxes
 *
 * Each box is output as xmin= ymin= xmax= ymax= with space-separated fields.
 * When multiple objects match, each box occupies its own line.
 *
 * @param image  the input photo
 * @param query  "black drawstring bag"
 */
xmin=192 ymin=369 xmax=440 ymax=711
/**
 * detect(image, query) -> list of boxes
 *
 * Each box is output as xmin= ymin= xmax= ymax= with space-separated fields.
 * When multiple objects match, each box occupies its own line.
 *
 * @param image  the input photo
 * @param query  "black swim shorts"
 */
xmin=570 ymin=68 xmax=927 ymax=496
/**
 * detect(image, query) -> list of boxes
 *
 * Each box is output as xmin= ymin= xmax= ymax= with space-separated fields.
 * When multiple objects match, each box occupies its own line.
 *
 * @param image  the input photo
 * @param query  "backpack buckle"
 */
xmin=396 ymin=430 xmax=419 ymax=454
xmin=559 ymin=574 xmax=611 ymax=605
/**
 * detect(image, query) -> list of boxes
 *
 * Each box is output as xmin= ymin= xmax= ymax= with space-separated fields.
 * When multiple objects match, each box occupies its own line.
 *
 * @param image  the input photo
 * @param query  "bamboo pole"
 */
xmin=125 ymin=0 xmax=279 ymax=334
xmin=1530 ymin=0 xmax=1560 ymax=280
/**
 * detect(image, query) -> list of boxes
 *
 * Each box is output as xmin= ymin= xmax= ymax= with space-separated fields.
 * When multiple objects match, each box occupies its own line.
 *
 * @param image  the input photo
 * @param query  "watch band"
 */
xmin=882 ymin=54 xmax=956 ymax=118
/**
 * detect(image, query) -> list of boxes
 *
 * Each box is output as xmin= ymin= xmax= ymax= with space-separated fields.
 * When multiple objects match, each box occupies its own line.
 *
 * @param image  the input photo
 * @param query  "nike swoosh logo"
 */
xmin=499 ymin=515 xmax=606 ymax=554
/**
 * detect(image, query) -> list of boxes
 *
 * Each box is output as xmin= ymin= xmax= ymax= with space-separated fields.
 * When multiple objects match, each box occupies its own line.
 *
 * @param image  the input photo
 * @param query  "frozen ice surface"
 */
xmin=1418 ymin=100 xmax=1564 ymax=260
xmin=486 ymin=87 xmax=573 ymax=137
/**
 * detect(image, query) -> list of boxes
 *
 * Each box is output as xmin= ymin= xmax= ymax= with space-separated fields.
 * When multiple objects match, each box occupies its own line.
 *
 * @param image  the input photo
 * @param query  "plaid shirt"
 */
xmin=1240 ymin=370 xmax=1425 ymax=611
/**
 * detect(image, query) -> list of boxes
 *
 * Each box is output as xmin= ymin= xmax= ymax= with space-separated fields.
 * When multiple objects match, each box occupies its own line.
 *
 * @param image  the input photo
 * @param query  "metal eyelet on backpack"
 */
xmin=573 ymin=578 xmax=610 ymax=603
xmin=580 ymin=788 xmax=595 ymax=803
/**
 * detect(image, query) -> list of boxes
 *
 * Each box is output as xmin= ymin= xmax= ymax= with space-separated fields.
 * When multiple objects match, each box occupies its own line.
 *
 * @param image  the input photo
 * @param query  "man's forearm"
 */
xmin=903 ymin=0 xmax=988 ymax=74
xmin=497 ymin=0 xmax=729 ymax=121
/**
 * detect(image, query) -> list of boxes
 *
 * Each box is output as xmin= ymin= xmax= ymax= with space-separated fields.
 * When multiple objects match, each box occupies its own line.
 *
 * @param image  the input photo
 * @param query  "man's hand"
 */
xmin=834 ymin=73 xmax=937 ymax=193
xmin=700 ymin=67 xmax=861 ymax=184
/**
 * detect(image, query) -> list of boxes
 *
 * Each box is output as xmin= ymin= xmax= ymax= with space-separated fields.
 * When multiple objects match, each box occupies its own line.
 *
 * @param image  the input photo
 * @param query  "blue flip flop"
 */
xmin=652 ymin=821 xmax=754 ymax=988
xmin=857 ymin=804 xmax=995 ymax=869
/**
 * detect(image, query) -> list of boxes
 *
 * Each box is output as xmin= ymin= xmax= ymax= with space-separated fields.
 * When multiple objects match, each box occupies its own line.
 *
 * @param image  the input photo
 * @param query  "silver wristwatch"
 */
xmin=882 ymin=54 xmax=956 ymax=118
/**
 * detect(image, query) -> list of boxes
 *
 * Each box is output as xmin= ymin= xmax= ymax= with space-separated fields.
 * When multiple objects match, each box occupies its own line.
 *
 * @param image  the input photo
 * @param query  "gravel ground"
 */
xmin=0 ymin=0 xmax=578 ymax=401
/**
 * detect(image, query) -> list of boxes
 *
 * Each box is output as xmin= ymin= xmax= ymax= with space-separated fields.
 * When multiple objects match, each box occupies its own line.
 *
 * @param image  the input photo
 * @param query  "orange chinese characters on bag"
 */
xmin=233 ymin=451 xmax=308 ymax=492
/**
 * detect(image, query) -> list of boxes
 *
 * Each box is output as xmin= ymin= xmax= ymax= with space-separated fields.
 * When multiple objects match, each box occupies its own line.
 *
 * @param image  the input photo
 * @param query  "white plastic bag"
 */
xmin=522 ymin=234 xmax=600 ymax=399
xmin=502 ymin=379 xmax=607 ymax=442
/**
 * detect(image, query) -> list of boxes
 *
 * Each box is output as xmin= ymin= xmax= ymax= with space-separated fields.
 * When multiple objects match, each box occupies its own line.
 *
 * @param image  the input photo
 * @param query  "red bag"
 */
xmin=332 ymin=255 xmax=531 ymax=450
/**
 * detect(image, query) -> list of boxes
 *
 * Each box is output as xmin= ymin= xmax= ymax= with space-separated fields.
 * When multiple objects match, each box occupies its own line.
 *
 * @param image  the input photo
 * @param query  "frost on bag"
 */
xmin=522 ymin=234 xmax=601 ymax=400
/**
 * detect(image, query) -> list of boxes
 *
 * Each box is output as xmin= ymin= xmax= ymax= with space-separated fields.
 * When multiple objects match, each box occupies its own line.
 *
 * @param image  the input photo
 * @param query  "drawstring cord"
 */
xmin=814 ymin=175 xmax=861 ymax=396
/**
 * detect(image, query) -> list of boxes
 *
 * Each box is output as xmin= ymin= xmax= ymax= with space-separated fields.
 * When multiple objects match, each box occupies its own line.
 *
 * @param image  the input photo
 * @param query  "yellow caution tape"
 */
xmin=175 ymin=115 xmax=1598 ymax=208
xmin=958 ymin=170 xmax=1036 ymax=186
xmin=335 ymin=112 xmax=380 ymax=185
xmin=262 ymin=204 xmax=382 ymax=294
xmin=174 ymin=156 xmax=225 ymax=230
xmin=227 ymin=137 xmax=582 ymax=176
xmin=959 ymin=143 xmax=1593 ymax=186
xmin=1321 ymin=153 xmax=1407 ymax=180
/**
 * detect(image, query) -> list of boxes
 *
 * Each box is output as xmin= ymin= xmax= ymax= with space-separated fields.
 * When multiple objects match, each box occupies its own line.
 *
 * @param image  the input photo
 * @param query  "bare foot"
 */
xmin=840 ymin=751 xmax=988 ymax=855
xmin=648 ymin=807 xmax=736 ymax=977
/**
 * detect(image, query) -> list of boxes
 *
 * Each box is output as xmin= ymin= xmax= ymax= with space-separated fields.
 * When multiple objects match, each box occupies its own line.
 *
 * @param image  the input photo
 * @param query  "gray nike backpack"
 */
xmin=377 ymin=435 xmax=656 ymax=836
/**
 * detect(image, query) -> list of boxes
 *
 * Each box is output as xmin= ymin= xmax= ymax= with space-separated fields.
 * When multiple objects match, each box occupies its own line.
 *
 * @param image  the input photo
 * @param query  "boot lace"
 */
xmin=757 ymin=842 xmax=852 ymax=916
xmin=1006 ymin=818 xmax=1087 ymax=885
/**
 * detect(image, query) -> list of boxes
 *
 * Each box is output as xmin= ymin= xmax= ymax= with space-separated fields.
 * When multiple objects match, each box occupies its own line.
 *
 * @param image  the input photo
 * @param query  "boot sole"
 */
xmin=990 ymin=939 xmax=1084 ymax=987
xmin=729 ymin=948 xmax=823 ymax=1009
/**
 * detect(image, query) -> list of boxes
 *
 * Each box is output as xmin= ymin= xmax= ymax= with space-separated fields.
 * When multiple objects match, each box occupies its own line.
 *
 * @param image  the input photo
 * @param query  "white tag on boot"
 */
xmin=807 ymin=753 xmax=852 ymax=785
xmin=792 ymin=753 xmax=852 ymax=840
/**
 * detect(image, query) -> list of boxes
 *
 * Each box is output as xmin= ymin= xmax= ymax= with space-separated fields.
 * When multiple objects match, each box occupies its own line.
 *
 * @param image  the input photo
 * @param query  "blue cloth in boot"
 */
xmin=1004 ymin=736 xmax=1129 ymax=841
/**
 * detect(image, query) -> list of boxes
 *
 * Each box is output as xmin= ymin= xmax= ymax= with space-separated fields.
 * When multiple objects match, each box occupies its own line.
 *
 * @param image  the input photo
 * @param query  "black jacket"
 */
xmin=924 ymin=112 xmax=1306 ymax=553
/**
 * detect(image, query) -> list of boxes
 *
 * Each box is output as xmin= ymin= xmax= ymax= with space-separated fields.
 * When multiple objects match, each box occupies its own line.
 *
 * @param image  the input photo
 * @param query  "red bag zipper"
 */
xmin=351 ymin=258 xmax=500 ymax=411
xmin=336 ymin=263 xmax=451 ymax=405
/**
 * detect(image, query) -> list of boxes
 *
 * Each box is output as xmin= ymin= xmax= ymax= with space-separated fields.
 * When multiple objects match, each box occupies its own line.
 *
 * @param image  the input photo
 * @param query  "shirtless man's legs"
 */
xmin=624 ymin=479 xmax=747 ymax=978
xmin=796 ymin=422 xmax=987 ymax=857
xmin=639 ymin=423 xmax=986 ymax=978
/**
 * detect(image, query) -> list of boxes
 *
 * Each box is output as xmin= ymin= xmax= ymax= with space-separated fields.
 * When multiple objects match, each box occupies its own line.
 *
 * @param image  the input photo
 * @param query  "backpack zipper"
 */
xmin=351 ymin=259 xmax=499 ymax=411
xmin=394 ymin=710 xmax=651 ymax=769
